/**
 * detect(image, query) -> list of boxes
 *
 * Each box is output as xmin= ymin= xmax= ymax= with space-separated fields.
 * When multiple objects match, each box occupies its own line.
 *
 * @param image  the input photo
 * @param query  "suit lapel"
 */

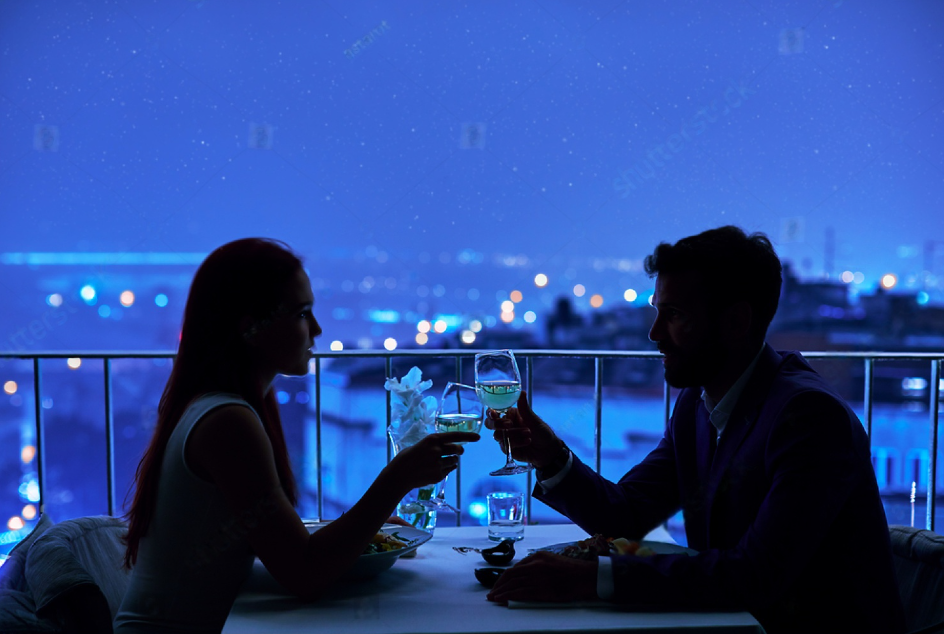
xmin=695 ymin=399 xmax=714 ymax=476
xmin=704 ymin=345 xmax=785 ymax=534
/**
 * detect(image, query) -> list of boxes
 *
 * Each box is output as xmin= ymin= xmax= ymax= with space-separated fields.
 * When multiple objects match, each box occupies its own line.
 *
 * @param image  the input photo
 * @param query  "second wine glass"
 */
xmin=474 ymin=349 xmax=531 ymax=476
xmin=428 ymin=382 xmax=483 ymax=510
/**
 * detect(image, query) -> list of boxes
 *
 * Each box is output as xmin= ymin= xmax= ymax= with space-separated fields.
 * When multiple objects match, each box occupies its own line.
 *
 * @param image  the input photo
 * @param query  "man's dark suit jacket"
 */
xmin=536 ymin=345 xmax=906 ymax=634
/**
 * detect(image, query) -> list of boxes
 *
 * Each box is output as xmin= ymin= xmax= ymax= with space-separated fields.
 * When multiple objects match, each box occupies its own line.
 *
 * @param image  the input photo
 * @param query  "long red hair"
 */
xmin=123 ymin=238 xmax=301 ymax=567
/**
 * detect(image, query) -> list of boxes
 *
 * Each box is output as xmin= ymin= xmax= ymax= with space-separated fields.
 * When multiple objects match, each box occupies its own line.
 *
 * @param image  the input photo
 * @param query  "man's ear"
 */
xmin=724 ymin=300 xmax=753 ymax=341
xmin=239 ymin=315 xmax=259 ymax=344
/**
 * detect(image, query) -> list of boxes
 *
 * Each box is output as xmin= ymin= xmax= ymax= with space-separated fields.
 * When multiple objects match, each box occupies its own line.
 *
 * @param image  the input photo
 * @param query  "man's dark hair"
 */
xmin=643 ymin=225 xmax=783 ymax=339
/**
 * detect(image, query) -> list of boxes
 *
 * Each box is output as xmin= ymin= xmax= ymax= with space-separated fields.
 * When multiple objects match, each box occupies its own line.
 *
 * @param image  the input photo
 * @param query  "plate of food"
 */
xmin=302 ymin=521 xmax=432 ymax=579
xmin=533 ymin=533 xmax=696 ymax=560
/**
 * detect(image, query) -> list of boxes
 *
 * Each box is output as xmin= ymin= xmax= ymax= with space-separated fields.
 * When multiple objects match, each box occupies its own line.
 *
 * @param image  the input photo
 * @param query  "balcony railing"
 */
xmin=2 ymin=349 xmax=942 ymax=531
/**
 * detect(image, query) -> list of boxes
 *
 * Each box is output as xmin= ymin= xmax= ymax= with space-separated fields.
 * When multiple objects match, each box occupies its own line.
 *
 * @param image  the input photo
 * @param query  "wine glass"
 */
xmin=474 ymin=350 xmax=530 ymax=476
xmin=426 ymin=382 xmax=484 ymax=509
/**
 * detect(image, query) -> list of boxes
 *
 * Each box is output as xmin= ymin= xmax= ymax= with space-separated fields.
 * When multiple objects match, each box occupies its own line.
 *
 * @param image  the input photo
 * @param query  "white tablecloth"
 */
xmin=223 ymin=524 xmax=765 ymax=634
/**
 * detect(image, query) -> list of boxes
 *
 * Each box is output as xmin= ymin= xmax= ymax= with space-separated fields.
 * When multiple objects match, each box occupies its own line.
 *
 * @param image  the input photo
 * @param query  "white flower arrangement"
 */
xmin=384 ymin=366 xmax=437 ymax=450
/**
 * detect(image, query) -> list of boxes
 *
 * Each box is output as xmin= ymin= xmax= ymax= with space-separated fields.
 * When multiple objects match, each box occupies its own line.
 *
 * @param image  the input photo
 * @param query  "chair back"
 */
xmin=24 ymin=515 xmax=130 ymax=634
xmin=889 ymin=524 xmax=944 ymax=633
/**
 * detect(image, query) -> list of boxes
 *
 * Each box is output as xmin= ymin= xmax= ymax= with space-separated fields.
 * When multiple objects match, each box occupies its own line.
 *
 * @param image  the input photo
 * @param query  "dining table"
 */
xmin=223 ymin=523 xmax=766 ymax=634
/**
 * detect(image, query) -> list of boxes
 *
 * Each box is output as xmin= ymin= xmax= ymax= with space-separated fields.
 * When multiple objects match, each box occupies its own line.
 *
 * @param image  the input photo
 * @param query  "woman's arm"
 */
xmin=187 ymin=405 xmax=476 ymax=600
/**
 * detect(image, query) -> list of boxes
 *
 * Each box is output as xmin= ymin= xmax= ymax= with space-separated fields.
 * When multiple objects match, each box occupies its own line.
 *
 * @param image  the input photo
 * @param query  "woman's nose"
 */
xmin=310 ymin=316 xmax=323 ymax=338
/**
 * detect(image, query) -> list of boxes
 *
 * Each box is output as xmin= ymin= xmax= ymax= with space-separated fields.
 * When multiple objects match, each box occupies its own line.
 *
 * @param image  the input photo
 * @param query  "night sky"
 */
xmin=1 ymin=0 xmax=943 ymax=347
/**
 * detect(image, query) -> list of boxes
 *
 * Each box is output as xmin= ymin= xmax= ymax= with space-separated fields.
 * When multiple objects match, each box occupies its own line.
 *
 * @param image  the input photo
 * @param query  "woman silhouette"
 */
xmin=115 ymin=238 xmax=476 ymax=633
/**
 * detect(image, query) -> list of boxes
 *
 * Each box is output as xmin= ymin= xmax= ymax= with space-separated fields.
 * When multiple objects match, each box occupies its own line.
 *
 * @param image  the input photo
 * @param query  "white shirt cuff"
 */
xmin=536 ymin=451 xmax=573 ymax=492
xmin=596 ymin=556 xmax=615 ymax=600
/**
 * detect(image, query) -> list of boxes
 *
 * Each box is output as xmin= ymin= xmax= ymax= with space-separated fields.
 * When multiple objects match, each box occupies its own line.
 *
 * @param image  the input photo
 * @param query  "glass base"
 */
xmin=489 ymin=462 xmax=532 ymax=476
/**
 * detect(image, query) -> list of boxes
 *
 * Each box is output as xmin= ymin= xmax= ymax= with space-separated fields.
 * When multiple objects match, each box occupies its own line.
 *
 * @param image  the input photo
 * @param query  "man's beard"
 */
xmin=661 ymin=338 xmax=726 ymax=389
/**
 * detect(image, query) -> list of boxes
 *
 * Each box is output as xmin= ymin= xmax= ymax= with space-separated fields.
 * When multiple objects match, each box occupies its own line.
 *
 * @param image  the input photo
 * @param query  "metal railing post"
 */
xmin=32 ymin=358 xmax=46 ymax=515
xmin=314 ymin=357 xmax=323 ymax=521
xmin=454 ymin=355 xmax=463 ymax=527
xmin=104 ymin=358 xmax=116 ymax=516
xmin=594 ymin=357 xmax=603 ymax=474
xmin=928 ymin=359 xmax=941 ymax=531
xmin=863 ymin=358 xmax=874 ymax=441
xmin=525 ymin=355 xmax=534 ymax=525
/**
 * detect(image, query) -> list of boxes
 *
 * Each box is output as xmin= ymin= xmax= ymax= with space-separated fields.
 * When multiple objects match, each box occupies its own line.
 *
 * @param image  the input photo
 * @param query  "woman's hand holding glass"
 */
xmin=386 ymin=430 xmax=478 ymax=496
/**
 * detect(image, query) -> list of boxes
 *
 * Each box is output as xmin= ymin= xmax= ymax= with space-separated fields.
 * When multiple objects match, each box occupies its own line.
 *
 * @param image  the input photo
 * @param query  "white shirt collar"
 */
xmin=701 ymin=344 xmax=766 ymax=436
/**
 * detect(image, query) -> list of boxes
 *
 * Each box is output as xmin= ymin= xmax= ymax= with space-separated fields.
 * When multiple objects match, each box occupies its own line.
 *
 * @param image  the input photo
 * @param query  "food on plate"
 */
xmin=558 ymin=534 xmax=656 ymax=559
xmin=363 ymin=531 xmax=408 ymax=554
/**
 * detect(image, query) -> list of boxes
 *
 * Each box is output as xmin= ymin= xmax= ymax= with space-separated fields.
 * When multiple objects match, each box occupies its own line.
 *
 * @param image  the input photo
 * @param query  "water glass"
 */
xmin=487 ymin=492 xmax=525 ymax=542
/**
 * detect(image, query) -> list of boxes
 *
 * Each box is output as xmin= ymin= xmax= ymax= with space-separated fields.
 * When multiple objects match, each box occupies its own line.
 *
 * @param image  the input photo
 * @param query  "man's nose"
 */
xmin=648 ymin=316 xmax=663 ymax=343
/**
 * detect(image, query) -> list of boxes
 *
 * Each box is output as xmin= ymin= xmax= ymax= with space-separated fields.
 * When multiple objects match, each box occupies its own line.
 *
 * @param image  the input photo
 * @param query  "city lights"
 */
xmin=7 ymin=517 xmax=24 ymax=531
xmin=534 ymin=273 xmax=548 ymax=287
xmin=22 ymin=505 xmax=36 ymax=520
xmin=21 ymin=445 xmax=35 ymax=464
xmin=417 ymin=320 xmax=431 ymax=333
xmin=46 ymin=293 xmax=63 ymax=307
xmin=415 ymin=332 xmax=429 ymax=345
xmin=3 ymin=381 xmax=16 ymax=395
xmin=590 ymin=294 xmax=604 ymax=308
xmin=460 ymin=330 xmax=476 ymax=344
xmin=841 ymin=271 xmax=854 ymax=284
xmin=155 ymin=293 xmax=169 ymax=307
xmin=433 ymin=320 xmax=447 ymax=334
xmin=524 ymin=311 xmax=536 ymax=323
xmin=573 ymin=284 xmax=586 ymax=298
xmin=469 ymin=319 xmax=482 ymax=333
xmin=67 ymin=358 xmax=82 ymax=369
xmin=881 ymin=274 xmax=897 ymax=289
xmin=500 ymin=300 xmax=514 ymax=313
xmin=510 ymin=290 xmax=523 ymax=303
xmin=500 ymin=311 xmax=514 ymax=323
xmin=80 ymin=285 xmax=96 ymax=302
xmin=329 ymin=340 xmax=344 ymax=351
xmin=623 ymin=289 xmax=638 ymax=302
xmin=383 ymin=338 xmax=398 ymax=351
xmin=120 ymin=290 xmax=135 ymax=307
xmin=98 ymin=305 xmax=111 ymax=318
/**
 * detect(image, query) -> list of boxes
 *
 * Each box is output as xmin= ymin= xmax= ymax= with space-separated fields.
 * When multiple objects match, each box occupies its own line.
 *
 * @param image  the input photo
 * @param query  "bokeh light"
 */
xmin=7 ymin=517 xmax=24 ymax=531
xmin=21 ymin=445 xmax=36 ymax=464
xmin=3 ymin=381 xmax=16 ymax=395
xmin=524 ymin=311 xmax=537 ymax=323
xmin=510 ymin=290 xmax=523 ymax=303
xmin=623 ymin=289 xmax=638 ymax=302
xmin=590 ymin=294 xmax=604 ymax=308
xmin=880 ymin=273 xmax=897 ymax=289
xmin=433 ymin=320 xmax=447 ymax=334
xmin=67 ymin=358 xmax=82 ymax=369
xmin=120 ymin=290 xmax=135 ymax=307
xmin=534 ymin=273 xmax=548 ymax=287
xmin=500 ymin=300 xmax=514 ymax=313
xmin=573 ymin=284 xmax=586 ymax=298
xmin=415 ymin=332 xmax=429 ymax=345
xmin=417 ymin=320 xmax=431 ymax=333
xmin=22 ymin=505 xmax=36 ymax=520
xmin=329 ymin=340 xmax=344 ymax=351
xmin=460 ymin=330 xmax=476 ymax=344
xmin=383 ymin=338 xmax=397 ymax=351
xmin=500 ymin=311 xmax=514 ymax=323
